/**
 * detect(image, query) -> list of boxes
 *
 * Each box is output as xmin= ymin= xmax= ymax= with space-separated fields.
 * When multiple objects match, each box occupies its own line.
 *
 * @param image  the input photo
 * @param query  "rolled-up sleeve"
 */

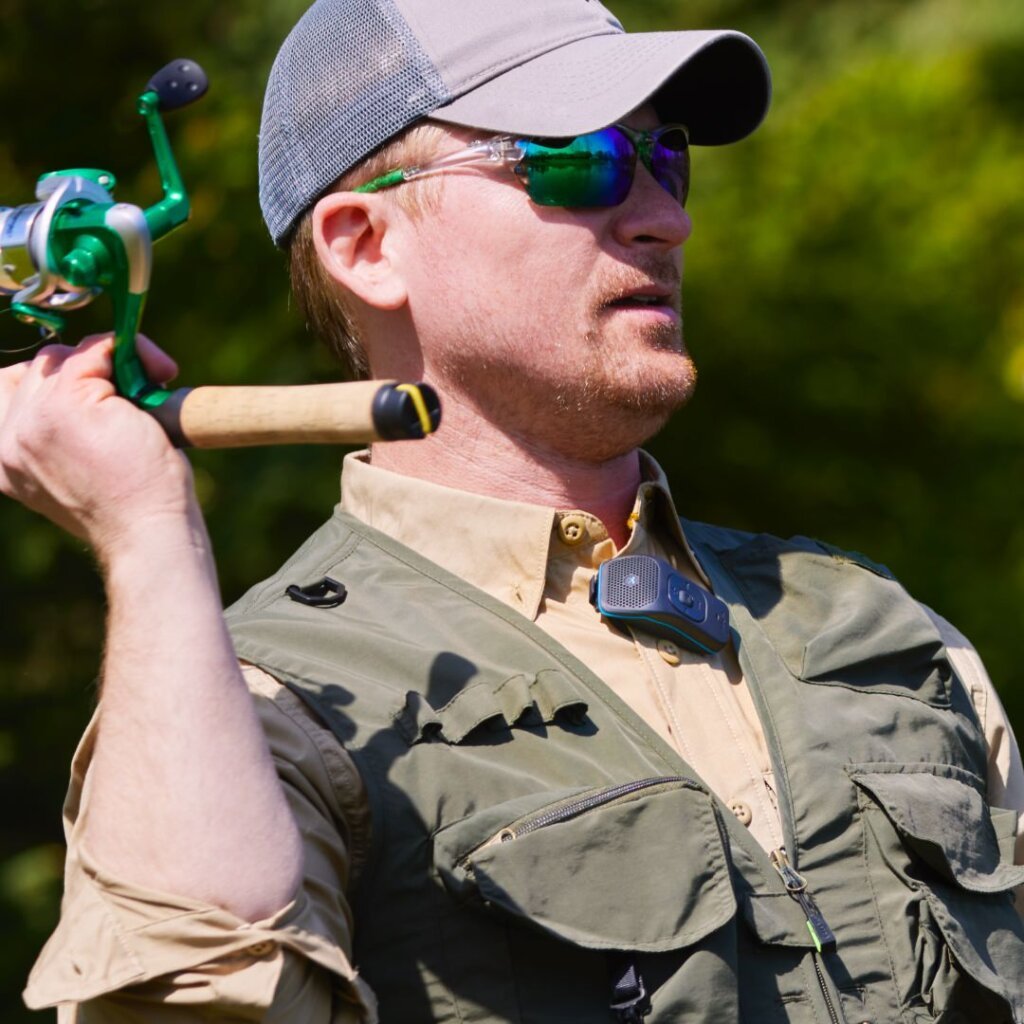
xmin=24 ymin=666 xmax=377 ymax=1023
xmin=924 ymin=606 xmax=1024 ymax=882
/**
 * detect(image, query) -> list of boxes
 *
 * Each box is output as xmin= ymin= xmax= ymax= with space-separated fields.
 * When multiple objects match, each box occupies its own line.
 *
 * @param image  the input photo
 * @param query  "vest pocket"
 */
xmin=720 ymin=535 xmax=953 ymax=706
xmin=849 ymin=763 xmax=1024 ymax=1022
xmin=433 ymin=777 xmax=736 ymax=953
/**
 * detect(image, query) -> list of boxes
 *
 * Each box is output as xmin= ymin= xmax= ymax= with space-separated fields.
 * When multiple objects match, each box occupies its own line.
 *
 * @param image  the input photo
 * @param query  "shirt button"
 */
xmin=727 ymin=799 xmax=753 ymax=826
xmin=245 ymin=941 xmax=277 ymax=958
xmin=657 ymin=639 xmax=681 ymax=665
xmin=558 ymin=514 xmax=588 ymax=546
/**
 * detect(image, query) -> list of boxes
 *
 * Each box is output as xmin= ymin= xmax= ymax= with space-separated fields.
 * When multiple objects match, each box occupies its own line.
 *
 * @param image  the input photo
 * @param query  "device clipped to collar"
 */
xmin=589 ymin=554 xmax=730 ymax=655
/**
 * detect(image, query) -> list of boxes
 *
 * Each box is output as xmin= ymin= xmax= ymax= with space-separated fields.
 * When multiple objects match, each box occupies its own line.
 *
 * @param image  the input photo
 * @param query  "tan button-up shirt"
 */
xmin=25 ymin=452 xmax=1024 ymax=1022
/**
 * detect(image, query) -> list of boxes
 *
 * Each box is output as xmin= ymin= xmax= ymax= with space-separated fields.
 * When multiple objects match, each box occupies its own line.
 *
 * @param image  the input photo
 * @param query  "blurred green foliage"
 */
xmin=1 ymin=0 xmax=1021 ymax=1018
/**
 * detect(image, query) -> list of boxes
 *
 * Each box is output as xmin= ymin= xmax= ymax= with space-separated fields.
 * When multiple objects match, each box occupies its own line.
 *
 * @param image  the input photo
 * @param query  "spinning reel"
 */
xmin=1 ymin=60 xmax=208 ymax=407
xmin=0 ymin=61 xmax=440 ymax=446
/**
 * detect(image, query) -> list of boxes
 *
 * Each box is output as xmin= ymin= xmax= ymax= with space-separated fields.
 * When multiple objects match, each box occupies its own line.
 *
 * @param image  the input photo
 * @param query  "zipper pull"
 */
xmin=771 ymin=848 xmax=836 ymax=953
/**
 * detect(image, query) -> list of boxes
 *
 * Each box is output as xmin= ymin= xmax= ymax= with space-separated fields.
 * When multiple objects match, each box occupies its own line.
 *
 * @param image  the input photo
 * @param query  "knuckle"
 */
xmin=35 ymin=343 xmax=73 ymax=361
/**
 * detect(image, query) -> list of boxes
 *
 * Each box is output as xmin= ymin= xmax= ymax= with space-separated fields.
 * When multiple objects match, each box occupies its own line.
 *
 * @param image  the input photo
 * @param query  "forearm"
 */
xmin=82 ymin=505 xmax=303 ymax=922
xmin=0 ymin=336 xmax=303 ymax=920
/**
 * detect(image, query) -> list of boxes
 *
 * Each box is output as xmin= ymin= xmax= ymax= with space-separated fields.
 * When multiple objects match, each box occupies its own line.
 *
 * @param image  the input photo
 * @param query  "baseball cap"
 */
xmin=259 ymin=0 xmax=771 ymax=246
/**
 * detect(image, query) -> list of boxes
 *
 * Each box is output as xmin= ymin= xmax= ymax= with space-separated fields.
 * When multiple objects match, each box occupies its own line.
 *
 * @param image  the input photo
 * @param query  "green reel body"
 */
xmin=0 ymin=62 xmax=208 ymax=406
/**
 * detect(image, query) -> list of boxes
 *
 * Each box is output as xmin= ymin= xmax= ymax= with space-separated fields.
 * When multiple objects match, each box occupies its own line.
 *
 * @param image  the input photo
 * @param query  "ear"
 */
xmin=311 ymin=192 xmax=408 ymax=311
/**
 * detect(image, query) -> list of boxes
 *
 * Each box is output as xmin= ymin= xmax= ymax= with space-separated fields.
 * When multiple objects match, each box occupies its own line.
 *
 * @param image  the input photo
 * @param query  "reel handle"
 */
xmin=149 ymin=380 xmax=441 ymax=448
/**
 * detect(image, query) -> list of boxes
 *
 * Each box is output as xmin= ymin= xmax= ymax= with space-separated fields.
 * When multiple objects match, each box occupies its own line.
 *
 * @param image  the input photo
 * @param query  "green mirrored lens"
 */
xmin=516 ymin=129 xmax=635 ymax=207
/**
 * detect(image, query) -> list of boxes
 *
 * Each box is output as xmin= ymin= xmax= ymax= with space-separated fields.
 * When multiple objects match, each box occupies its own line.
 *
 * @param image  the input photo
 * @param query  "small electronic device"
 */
xmin=589 ymin=554 xmax=730 ymax=655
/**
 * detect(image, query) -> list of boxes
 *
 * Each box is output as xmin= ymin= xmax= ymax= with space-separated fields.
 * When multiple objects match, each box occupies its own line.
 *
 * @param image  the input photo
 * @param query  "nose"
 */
xmin=611 ymin=163 xmax=692 ymax=251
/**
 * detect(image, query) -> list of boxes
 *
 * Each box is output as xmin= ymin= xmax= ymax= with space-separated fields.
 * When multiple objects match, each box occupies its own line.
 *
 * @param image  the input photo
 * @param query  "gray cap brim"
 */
xmin=432 ymin=29 xmax=771 ymax=146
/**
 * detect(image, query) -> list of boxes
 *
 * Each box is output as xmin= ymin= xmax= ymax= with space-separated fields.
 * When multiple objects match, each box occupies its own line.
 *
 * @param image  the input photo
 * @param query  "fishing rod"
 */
xmin=0 ymin=59 xmax=440 ymax=447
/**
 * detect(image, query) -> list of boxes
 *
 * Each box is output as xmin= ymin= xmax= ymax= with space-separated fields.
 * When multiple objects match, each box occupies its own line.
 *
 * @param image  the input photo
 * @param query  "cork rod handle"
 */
xmin=149 ymin=380 xmax=441 ymax=448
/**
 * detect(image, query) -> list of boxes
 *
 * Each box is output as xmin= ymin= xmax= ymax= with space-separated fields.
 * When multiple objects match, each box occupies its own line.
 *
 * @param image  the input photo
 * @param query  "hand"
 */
xmin=0 ymin=333 xmax=198 ymax=555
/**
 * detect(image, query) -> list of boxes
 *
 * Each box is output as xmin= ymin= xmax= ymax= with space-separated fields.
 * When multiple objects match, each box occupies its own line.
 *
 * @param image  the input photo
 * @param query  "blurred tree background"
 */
xmin=1 ymin=0 xmax=1021 ymax=1017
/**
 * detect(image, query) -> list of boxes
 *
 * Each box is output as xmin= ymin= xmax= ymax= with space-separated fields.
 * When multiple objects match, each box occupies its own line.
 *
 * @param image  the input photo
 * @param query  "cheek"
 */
xmin=427 ymin=187 xmax=595 ymax=294
xmin=404 ymin=186 xmax=605 ymax=359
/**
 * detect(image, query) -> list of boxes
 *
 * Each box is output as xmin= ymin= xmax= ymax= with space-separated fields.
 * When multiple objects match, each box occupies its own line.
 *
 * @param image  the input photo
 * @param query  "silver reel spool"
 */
xmin=0 ymin=175 xmax=114 ymax=322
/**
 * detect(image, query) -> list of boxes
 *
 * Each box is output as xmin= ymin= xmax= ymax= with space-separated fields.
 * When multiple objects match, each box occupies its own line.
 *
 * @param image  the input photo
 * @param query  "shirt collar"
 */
xmin=340 ymin=450 xmax=705 ymax=619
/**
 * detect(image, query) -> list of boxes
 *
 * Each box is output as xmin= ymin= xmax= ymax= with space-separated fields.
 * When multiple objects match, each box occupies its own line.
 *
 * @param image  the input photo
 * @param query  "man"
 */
xmin=3 ymin=0 xmax=1024 ymax=1021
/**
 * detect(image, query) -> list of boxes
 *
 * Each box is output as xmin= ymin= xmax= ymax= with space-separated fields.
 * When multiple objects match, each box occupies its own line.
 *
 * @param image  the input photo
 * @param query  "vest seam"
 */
xmin=267 ymin=679 xmax=374 ymax=883
xmin=845 ymin=761 xmax=986 ymax=791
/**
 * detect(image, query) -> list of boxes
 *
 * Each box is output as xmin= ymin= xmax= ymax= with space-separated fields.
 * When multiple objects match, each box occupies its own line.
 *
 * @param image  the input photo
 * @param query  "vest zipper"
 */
xmin=812 ymin=953 xmax=842 ymax=1024
xmin=771 ymin=847 xmax=841 ymax=1024
xmin=467 ymin=777 xmax=692 ymax=859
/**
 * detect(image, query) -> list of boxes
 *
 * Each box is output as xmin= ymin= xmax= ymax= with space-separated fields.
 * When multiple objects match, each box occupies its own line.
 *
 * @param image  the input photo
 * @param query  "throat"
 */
xmin=370 ymin=413 xmax=644 ymax=550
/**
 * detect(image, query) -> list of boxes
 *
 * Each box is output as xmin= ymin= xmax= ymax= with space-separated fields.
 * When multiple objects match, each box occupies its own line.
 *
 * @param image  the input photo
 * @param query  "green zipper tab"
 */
xmin=771 ymin=847 xmax=837 ymax=952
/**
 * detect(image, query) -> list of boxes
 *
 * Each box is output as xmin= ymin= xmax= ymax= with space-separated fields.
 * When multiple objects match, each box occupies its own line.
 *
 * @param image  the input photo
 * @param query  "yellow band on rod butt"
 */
xmin=395 ymin=383 xmax=436 ymax=437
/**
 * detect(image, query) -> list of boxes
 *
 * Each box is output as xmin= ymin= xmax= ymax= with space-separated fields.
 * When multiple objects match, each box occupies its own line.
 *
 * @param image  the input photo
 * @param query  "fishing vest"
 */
xmin=226 ymin=510 xmax=1024 ymax=1024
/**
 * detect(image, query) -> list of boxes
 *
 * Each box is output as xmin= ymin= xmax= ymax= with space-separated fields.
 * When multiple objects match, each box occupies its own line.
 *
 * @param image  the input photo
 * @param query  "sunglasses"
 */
xmin=355 ymin=123 xmax=690 ymax=208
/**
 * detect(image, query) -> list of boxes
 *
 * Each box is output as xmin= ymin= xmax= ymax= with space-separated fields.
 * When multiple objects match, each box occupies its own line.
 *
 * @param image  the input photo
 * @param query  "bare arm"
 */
xmin=0 ymin=335 xmax=302 ymax=921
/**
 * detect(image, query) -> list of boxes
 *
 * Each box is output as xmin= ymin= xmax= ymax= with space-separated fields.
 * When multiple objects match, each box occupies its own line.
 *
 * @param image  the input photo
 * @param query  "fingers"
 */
xmin=4 ymin=333 xmax=175 ymax=385
xmin=1 ymin=343 xmax=76 ymax=421
xmin=136 ymin=334 xmax=179 ymax=385
xmin=70 ymin=334 xmax=178 ymax=387
xmin=19 ymin=333 xmax=177 ymax=392
xmin=7 ymin=340 xmax=111 ymax=414
xmin=0 ymin=332 xmax=186 ymax=543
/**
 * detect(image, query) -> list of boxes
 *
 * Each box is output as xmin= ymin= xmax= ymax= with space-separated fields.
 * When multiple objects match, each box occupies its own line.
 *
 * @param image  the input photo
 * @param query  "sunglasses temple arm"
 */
xmin=403 ymin=137 xmax=524 ymax=184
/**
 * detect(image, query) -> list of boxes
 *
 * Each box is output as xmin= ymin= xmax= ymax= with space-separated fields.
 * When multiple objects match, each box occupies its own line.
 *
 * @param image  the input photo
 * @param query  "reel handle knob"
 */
xmin=145 ymin=60 xmax=208 ymax=112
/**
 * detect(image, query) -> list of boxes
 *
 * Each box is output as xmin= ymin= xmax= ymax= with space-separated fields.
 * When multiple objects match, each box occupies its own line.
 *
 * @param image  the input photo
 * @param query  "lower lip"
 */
xmin=604 ymin=302 xmax=678 ymax=323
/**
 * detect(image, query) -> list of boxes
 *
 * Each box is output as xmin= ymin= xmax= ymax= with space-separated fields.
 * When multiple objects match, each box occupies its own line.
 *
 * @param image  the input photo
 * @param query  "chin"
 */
xmin=542 ymin=354 xmax=697 ymax=461
xmin=586 ymin=344 xmax=697 ymax=412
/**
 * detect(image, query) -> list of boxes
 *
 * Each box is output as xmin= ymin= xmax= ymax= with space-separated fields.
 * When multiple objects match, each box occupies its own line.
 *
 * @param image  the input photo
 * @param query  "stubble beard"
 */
xmin=436 ymin=313 xmax=697 ymax=464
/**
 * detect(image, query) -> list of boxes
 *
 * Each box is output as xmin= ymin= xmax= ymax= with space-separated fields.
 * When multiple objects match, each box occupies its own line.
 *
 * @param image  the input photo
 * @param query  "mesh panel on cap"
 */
xmin=259 ymin=0 xmax=450 ymax=245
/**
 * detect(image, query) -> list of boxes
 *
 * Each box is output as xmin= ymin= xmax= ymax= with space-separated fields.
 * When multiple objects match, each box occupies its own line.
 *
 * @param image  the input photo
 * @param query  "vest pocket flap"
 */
xmin=850 ymin=764 xmax=1024 ymax=893
xmin=720 ymin=536 xmax=951 ymax=706
xmin=395 ymin=672 xmax=588 ymax=745
xmin=435 ymin=778 xmax=736 ymax=953
xmin=851 ymin=763 xmax=1024 ymax=1018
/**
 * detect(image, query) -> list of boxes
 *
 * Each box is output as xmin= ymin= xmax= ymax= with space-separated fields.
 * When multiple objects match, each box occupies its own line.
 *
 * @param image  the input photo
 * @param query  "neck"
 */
xmin=370 ymin=392 xmax=644 ymax=549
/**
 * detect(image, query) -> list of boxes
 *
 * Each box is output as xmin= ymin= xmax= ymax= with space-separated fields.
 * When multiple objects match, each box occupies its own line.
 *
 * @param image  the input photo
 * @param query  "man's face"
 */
xmin=399 ymin=106 xmax=696 ymax=462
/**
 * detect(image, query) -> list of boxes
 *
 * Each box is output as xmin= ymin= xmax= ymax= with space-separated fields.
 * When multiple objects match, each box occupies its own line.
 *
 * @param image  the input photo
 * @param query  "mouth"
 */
xmin=602 ymin=286 xmax=678 ymax=315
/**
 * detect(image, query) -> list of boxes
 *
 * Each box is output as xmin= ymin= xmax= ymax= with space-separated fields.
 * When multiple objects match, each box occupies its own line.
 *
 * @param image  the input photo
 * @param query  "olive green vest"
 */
xmin=226 ymin=510 xmax=1024 ymax=1024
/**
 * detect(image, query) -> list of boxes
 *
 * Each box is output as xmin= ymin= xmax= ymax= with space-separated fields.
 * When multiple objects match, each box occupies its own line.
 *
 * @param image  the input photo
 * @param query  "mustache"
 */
xmin=596 ymin=258 xmax=682 ymax=305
